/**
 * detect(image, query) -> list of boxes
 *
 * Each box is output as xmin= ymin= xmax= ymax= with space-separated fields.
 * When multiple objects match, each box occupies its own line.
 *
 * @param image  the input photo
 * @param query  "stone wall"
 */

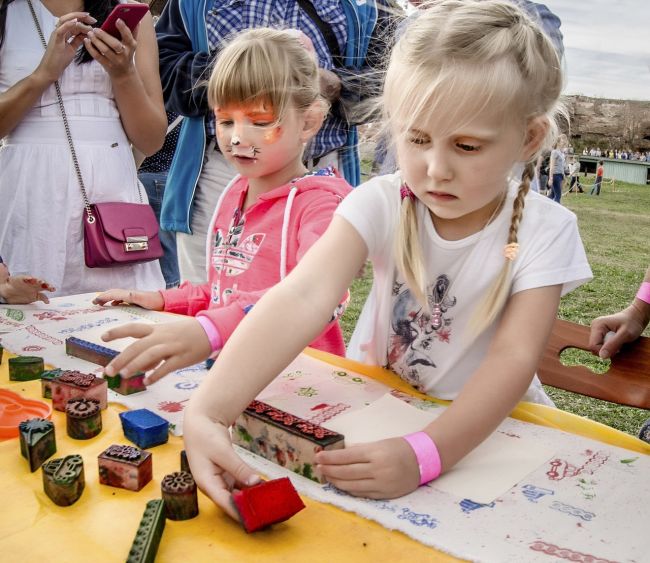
xmin=566 ymin=95 xmax=650 ymax=150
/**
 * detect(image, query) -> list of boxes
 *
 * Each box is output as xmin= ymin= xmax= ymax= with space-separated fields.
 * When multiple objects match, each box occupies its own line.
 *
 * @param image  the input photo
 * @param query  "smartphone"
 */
xmin=100 ymin=3 xmax=149 ymax=38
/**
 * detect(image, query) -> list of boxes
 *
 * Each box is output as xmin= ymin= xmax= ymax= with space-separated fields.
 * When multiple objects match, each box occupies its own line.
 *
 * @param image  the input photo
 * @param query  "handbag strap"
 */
xmin=26 ymin=0 xmax=143 ymax=226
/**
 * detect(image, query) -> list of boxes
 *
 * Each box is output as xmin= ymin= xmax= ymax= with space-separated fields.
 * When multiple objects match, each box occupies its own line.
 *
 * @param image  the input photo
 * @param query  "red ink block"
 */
xmin=232 ymin=400 xmax=344 ymax=482
xmin=51 ymin=370 xmax=108 ymax=411
xmin=65 ymin=336 xmax=119 ymax=367
xmin=161 ymin=471 xmax=199 ymax=521
xmin=19 ymin=418 xmax=57 ymax=472
xmin=98 ymin=444 xmax=152 ymax=491
xmin=42 ymin=454 xmax=85 ymax=506
xmin=232 ymin=477 xmax=305 ymax=533
xmin=66 ymin=398 xmax=102 ymax=440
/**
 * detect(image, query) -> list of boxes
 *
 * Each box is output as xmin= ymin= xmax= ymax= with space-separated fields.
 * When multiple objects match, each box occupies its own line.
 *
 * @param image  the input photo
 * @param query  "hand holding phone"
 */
xmin=100 ymin=3 xmax=149 ymax=38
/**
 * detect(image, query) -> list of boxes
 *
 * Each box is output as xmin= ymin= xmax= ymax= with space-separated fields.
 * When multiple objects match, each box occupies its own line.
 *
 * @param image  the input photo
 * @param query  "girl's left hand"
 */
xmin=83 ymin=20 xmax=137 ymax=79
xmin=1 ymin=276 xmax=55 ymax=304
xmin=315 ymin=437 xmax=421 ymax=499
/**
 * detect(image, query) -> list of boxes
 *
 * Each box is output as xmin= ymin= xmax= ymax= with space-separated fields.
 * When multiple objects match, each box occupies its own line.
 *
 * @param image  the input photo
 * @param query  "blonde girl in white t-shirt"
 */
xmin=183 ymin=0 xmax=592 ymax=515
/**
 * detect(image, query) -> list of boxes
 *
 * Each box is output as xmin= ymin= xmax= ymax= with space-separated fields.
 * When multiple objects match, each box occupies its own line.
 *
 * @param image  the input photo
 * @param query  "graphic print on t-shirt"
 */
xmin=211 ymin=216 xmax=265 ymax=304
xmin=388 ymin=276 xmax=457 ymax=390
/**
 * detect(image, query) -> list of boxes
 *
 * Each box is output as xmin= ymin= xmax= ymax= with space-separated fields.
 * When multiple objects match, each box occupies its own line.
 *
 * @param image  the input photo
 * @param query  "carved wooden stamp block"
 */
xmin=51 ymin=370 xmax=108 ymax=411
xmin=119 ymin=409 xmax=169 ymax=449
xmin=126 ymin=499 xmax=165 ymax=563
xmin=180 ymin=450 xmax=191 ymax=475
xmin=161 ymin=471 xmax=199 ymax=521
xmin=19 ymin=418 xmax=56 ymax=472
xmin=66 ymin=398 xmax=102 ymax=440
xmin=232 ymin=400 xmax=344 ymax=482
xmin=40 ymin=368 xmax=63 ymax=399
xmin=9 ymin=355 xmax=45 ymax=381
xmin=98 ymin=444 xmax=152 ymax=491
xmin=232 ymin=477 xmax=305 ymax=533
xmin=65 ymin=336 xmax=119 ymax=367
xmin=42 ymin=454 xmax=85 ymax=506
xmin=105 ymin=372 xmax=147 ymax=395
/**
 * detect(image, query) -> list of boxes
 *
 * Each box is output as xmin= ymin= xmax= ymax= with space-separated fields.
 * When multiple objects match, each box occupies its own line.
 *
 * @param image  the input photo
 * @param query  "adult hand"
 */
xmin=101 ymin=318 xmax=212 ymax=383
xmin=83 ymin=20 xmax=137 ymax=79
xmin=184 ymin=411 xmax=262 ymax=521
xmin=0 ymin=276 xmax=55 ymax=304
xmin=319 ymin=68 xmax=341 ymax=102
xmin=315 ymin=437 xmax=421 ymax=499
xmin=93 ymin=289 xmax=164 ymax=310
xmin=34 ymin=12 xmax=95 ymax=83
xmin=589 ymin=304 xmax=648 ymax=359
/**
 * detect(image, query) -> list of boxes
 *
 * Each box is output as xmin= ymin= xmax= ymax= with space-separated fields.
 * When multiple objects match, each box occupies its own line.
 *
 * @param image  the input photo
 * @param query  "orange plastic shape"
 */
xmin=0 ymin=388 xmax=53 ymax=440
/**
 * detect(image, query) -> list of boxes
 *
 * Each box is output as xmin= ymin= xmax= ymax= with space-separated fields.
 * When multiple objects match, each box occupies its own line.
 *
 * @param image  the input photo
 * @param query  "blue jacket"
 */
xmin=158 ymin=0 xmax=386 ymax=233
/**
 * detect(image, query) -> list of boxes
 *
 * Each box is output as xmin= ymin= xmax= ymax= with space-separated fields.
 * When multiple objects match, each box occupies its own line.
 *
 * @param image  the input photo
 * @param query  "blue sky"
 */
xmin=536 ymin=0 xmax=649 ymax=101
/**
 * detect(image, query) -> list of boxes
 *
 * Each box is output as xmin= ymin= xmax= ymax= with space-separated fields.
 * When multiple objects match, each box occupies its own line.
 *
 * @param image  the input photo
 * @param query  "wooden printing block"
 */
xmin=66 ymin=398 xmax=103 ymax=440
xmin=119 ymin=409 xmax=169 ymax=449
xmin=126 ymin=499 xmax=165 ymax=563
xmin=42 ymin=454 xmax=85 ymax=506
xmin=231 ymin=400 xmax=345 ymax=483
xmin=50 ymin=370 xmax=108 ymax=411
xmin=161 ymin=471 xmax=199 ymax=521
xmin=98 ymin=444 xmax=152 ymax=491
xmin=105 ymin=372 xmax=147 ymax=395
xmin=65 ymin=336 xmax=119 ymax=367
xmin=232 ymin=477 xmax=306 ymax=533
xmin=41 ymin=368 xmax=64 ymax=399
xmin=8 ymin=355 xmax=45 ymax=381
xmin=19 ymin=418 xmax=56 ymax=472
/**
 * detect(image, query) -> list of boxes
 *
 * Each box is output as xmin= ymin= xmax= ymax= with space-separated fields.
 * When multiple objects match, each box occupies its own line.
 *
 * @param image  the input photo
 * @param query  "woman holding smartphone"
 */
xmin=0 ymin=0 xmax=166 ymax=296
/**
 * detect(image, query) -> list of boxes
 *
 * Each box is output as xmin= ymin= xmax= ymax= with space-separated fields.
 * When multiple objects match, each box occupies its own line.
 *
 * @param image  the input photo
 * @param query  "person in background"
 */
xmin=590 ymin=160 xmax=604 ymax=195
xmin=567 ymin=156 xmax=583 ymax=193
xmin=547 ymin=134 xmax=567 ymax=203
xmin=181 ymin=0 xmax=591 ymax=515
xmin=0 ymin=0 xmax=166 ymax=296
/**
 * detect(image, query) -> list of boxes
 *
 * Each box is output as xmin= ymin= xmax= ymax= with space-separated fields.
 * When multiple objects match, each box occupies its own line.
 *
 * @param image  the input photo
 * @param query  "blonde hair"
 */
xmin=389 ymin=0 xmax=565 ymax=336
xmin=207 ymin=28 xmax=326 ymax=126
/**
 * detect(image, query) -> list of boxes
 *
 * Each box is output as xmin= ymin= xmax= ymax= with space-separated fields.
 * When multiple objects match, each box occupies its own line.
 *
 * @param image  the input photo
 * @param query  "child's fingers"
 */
xmin=101 ymin=322 xmax=153 ymax=342
xmin=316 ymin=459 xmax=369 ymax=481
xmin=143 ymin=353 xmax=186 ymax=385
xmin=324 ymin=476 xmax=378 ymax=497
xmin=37 ymin=292 xmax=50 ymax=304
xmin=93 ymin=289 xmax=130 ymax=305
xmin=315 ymin=444 xmax=370 ymax=466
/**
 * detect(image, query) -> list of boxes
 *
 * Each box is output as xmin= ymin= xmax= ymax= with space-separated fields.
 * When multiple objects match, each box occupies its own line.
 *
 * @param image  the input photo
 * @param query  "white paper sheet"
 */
xmin=324 ymin=393 xmax=556 ymax=504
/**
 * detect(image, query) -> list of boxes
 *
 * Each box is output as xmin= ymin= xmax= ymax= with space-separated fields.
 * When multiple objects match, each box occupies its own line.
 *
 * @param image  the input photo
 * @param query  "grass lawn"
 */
xmin=340 ymin=173 xmax=649 ymax=436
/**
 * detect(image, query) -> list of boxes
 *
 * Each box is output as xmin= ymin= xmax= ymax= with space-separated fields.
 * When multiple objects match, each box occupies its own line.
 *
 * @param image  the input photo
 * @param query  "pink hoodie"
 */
xmin=161 ymin=168 xmax=351 ymax=355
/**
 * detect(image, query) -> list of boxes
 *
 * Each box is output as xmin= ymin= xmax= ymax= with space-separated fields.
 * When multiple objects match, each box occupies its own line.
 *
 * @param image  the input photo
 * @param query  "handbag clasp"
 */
xmin=125 ymin=236 xmax=149 ymax=252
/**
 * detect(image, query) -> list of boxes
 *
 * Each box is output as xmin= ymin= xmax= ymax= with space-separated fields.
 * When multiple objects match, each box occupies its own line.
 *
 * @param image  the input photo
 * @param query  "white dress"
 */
xmin=0 ymin=0 xmax=165 ymax=296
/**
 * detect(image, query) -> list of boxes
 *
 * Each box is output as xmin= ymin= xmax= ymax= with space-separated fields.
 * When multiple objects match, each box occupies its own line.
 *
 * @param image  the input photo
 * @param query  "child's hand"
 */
xmin=315 ymin=437 xmax=420 ymax=499
xmin=0 ymin=276 xmax=55 ymax=304
xmin=184 ymin=410 xmax=262 ymax=520
xmin=101 ymin=318 xmax=212 ymax=383
xmin=93 ymin=289 xmax=164 ymax=310
xmin=589 ymin=304 xmax=649 ymax=359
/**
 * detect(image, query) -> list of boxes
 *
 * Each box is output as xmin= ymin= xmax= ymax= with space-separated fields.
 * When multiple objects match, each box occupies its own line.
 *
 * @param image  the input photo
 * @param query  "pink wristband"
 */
xmin=403 ymin=431 xmax=442 ymax=485
xmin=196 ymin=315 xmax=223 ymax=353
xmin=636 ymin=282 xmax=650 ymax=305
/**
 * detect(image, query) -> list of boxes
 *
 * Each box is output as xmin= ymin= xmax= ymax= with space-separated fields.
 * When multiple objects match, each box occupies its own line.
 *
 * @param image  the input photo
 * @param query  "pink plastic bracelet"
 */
xmin=196 ymin=315 xmax=223 ymax=353
xmin=403 ymin=431 xmax=442 ymax=486
xmin=636 ymin=282 xmax=650 ymax=305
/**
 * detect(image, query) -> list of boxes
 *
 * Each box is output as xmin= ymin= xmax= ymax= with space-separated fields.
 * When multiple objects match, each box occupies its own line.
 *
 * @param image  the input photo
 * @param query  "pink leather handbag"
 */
xmin=83 ymin=203 xmax=163 ymax=268
xmin=27 ymin=0 xmax=163 ymax=269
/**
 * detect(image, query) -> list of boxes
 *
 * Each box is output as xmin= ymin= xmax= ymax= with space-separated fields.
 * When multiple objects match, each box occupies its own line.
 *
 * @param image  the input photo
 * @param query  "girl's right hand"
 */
xmin=184 ymin=410 xmax=262 ymax=521
xmin=93 ymin=289 xmax=164 ymax=310
xmin=33 ymin=13 xmax=96 ymax=84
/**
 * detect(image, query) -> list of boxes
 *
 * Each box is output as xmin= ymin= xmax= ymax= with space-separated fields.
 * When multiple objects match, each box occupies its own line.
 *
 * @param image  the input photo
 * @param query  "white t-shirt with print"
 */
xmin=336 ymin=173 xmax=592 ymax=404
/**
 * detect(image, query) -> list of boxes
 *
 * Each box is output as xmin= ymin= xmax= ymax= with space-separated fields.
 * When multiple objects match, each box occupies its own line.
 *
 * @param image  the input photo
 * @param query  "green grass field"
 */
xmin=340 ymin=174 xmax=649 ymax=436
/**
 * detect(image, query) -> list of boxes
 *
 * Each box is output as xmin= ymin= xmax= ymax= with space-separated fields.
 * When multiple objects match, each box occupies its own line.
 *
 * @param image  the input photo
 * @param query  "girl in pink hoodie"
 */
xmin=95 ymin=28 xmax=351 ymax=383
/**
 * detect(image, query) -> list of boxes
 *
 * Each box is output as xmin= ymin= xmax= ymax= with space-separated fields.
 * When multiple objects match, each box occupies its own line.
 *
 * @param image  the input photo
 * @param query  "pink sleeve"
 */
xmin=161 ymin=281 xmax=212 ymax=316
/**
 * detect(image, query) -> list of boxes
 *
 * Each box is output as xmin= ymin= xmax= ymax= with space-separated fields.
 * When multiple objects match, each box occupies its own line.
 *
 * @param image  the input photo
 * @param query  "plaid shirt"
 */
xmin=204 ymin=0 xmax=348 ymax=160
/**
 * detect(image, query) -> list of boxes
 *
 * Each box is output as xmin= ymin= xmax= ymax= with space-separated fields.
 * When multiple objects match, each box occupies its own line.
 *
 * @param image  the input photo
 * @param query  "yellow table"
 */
xmin=0 ymin=348 xmax=647 ymax=562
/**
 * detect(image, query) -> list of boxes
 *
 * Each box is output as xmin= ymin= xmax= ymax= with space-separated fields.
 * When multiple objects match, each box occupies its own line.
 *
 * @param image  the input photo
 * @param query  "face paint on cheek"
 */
xmin=263 ymin=126 xmax=282 ymax=144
